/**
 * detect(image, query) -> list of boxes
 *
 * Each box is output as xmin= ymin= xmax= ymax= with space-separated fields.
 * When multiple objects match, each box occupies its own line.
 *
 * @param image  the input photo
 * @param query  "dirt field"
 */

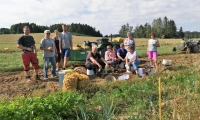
xmin=0 ymin=53 xmax=199 ymax=100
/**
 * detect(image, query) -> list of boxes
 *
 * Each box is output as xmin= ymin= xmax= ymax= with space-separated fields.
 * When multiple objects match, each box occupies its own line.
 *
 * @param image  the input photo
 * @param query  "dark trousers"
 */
xmin=86 ymin=59 xmax=105 ymax=74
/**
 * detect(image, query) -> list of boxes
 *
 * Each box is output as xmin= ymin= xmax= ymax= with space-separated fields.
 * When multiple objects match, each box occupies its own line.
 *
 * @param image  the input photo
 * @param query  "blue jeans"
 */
xmin=131 ymin=60 xmax=140 ymax=70
xmin=43 ymin=57 xmax=56 ymax=78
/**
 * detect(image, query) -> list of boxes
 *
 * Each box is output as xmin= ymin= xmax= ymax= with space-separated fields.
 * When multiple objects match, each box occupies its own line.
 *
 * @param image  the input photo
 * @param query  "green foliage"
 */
xmin=0 ymin=91 xmax=83 ymax=120
xmin=119 ymin=23 xmax=133 ymax=38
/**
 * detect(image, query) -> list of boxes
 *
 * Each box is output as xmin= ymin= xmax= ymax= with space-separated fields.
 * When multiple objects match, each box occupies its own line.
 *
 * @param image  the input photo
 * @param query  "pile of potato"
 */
xmin=113 ymin=37 xmax=124 ymax=42
xmin=73 ymin=44 xmax=90 ymax=50
xmin=62 ymin=72 xmax=90 ymax=92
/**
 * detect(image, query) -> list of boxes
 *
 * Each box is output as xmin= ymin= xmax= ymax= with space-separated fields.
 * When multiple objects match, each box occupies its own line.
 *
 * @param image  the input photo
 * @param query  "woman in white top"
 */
xmin=124 ymin=32 xmax=135 ymax=50
xmin=125 ymin=46 xmax=140 ymax=76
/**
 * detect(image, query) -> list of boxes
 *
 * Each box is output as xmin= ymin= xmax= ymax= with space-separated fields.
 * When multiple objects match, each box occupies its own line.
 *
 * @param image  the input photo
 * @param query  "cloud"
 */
xmin=0 ymin=0 xmax=200 ymax=35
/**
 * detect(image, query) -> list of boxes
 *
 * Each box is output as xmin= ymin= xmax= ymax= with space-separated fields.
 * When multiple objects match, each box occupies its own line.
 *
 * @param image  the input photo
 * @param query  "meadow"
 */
xmin=0 ymin=34 xmax=200 ymax=119
xmin=0 ymin=33 xmax=181 ymax=72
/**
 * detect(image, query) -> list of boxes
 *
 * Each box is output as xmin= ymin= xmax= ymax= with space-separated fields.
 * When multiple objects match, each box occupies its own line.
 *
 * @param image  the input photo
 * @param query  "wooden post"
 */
xmin=158 ymin=77 xmax=162 ymax=120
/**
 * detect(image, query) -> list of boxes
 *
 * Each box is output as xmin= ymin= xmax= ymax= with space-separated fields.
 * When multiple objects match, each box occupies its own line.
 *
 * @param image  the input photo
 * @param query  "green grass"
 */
xmin=0 ymin=45 xmax=181 ymax=72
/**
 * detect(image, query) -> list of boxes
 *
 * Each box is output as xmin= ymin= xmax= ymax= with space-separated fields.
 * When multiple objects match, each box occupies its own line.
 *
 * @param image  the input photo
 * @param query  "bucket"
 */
xmin=138 ymin=68 xmax=146 ymax=77
xmin=87 ymin=69 xmax=94 ymax=75
xmin=58 ymin=70 xmax=66 ymax=88
xmin=119 ymin=62 xmax=125 ymax=68
xmin=162 ymin=59 xmax=172 ymax=66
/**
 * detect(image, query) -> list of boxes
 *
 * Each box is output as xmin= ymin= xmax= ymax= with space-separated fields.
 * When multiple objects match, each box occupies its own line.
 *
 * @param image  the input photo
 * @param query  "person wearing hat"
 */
xmin=40 ymin=30 xmax=58 ymax=80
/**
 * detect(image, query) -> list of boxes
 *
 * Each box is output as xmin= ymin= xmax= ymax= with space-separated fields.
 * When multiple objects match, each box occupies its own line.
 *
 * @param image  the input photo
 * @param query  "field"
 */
xmin=0 ymin=34 xmax=200 ymax=119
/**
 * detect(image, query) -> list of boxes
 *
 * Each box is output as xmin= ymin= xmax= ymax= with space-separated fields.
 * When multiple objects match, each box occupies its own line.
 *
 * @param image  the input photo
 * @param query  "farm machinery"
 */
xmin=69 ymin=38 xmax=123 ymax=61
xmin=173 ymin=39 xmax=200 ymax=53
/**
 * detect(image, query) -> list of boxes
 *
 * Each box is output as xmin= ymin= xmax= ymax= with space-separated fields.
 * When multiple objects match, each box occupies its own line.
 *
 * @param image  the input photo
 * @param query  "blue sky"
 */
xmin=0 ymin=0 xmax=200 ymax=35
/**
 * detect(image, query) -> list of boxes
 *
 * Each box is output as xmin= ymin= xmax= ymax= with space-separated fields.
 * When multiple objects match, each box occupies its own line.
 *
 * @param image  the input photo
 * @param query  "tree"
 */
xmin=178 ymin=27 xmax=184 ymax=38
xmin=119 ymin=23 xmax=133 ymax=37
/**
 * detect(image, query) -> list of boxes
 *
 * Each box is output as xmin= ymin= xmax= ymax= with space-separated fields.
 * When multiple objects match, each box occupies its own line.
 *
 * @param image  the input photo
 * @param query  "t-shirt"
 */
xmin=124 ymin=38 xmax=134 ymax=49
xmin=40 ymin=38 xmax=56 ymax=57
xmin=148 ymin=38 xmax=157 ymax=51
xmin=59 ymin=32 xmax=72 ymax=49
xmin=17 ymin=35 xmax=35 ymax=51
xmin=105 ymin=51 xmax=116 ymax=61
xmin=85 ymin=52 xmax=102 ymax=65
xmin=126 ymin=50 xmax=140 ymax=62
xmin=117 ymin=48 xmax=127 ymax=59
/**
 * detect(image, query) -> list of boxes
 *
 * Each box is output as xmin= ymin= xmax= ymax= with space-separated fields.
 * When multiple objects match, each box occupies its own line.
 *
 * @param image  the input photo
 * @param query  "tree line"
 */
xmin=118 ymin=16 xmax=200 ymax=39
xmin=0 ymin=23 xmax=103 ymax=37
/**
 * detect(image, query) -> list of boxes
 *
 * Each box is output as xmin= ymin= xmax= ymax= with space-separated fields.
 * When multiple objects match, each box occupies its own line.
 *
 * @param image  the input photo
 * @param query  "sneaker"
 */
xmin=52 ymin=75 xmax=58 ymax=78
xmin=126 ymin=70 xmax=131 ymax=73
xmin=26 ymin=76 xmax=31 ymax=82
xmin=35 ymin=75 xmax=41 ymax=80
xmin=44 ymin=77 xmax=48 ymax=80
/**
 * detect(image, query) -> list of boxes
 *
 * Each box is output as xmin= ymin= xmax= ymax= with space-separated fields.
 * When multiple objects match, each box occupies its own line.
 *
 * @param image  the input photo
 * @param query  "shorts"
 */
xmin=148 ymin=51 xmax=157 ymax=60
xmin=22 ymin=52 xmax=39 ymax=71
xmin=62 ymin=48 xmax=70 ymax=58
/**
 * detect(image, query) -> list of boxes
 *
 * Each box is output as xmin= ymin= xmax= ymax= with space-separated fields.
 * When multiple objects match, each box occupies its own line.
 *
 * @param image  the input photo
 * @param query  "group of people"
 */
xmin=85 ymin=32 xmax=160 ymax=76
xmin=17 ymin=24 xmax=160 ymax=81
xmin=17 ymin=24 xmax=72 ymax=81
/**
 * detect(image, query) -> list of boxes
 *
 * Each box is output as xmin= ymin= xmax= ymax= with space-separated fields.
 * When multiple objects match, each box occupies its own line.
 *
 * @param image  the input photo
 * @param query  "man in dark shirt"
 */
xmin=17 ymin=26 xmax=40 ymax=81
xmin=85 ymin=45 xmax=109 ymax=74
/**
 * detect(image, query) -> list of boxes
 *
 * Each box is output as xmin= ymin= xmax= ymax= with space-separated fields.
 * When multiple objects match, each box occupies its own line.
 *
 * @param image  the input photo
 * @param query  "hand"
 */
xmin=55 ymin=53 xmax=58 ymax=57
xmin=106 ymin=63 xmax=109 ymax=68
xmin=48 ymin=47 xmax=53 ymax=51
xmin=60 ymin=50 xmax=62 ymax=54
xmin=98 ymin=65 xmax=102 ymax=69
xmin=27 ymin=47 xmax=33 ymax=51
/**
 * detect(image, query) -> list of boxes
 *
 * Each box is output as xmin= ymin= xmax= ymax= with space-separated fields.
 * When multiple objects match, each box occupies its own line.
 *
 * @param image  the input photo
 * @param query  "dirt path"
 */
xmin=0 ymin=53 xmax=199 ymax=99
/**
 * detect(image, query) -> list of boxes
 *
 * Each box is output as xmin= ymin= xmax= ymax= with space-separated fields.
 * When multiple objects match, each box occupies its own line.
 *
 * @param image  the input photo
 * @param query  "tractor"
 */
xmin=68 ymin=38 xmax=123 ymax=61
xmin=173 ymin=39 xmax=200 ymax=54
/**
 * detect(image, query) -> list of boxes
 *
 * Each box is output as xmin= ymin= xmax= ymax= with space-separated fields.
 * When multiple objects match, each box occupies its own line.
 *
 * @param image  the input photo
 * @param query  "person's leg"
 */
xmin=62 ymin=48 xmax=70 ymax=69
xmin=86 ymin=63 xmax=96 ymax=74
xmin=30 ymin=53 xmax=40 ymax=80
xmin=43 ymin=57 xmax=49 ymax=78
xmin=50 ymin=57 xmax=57 ymax=76
xmin=56 ymin=53 xmax=61 ymax=71
xmin=148 ymin=51 xmax=154 ymax=67
xmin=132 ymin=60 xmax=140 ymax=74
xmin=22 ymin=53 xmax=31 ymax=80
xmin=152 ymin=51 xmax=158 ymax=71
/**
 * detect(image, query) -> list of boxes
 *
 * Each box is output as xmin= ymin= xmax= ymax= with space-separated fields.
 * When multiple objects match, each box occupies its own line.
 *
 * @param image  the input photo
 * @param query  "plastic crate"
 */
xmin=69 ymin=50 xmax=87 ymax=61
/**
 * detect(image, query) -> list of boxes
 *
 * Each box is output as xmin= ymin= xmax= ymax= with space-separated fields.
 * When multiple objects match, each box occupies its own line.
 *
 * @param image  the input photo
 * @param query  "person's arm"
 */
xmin=156 ymin=40 xmax=160 ymax=47
xmin=90 ymin=57 xmax=101 ymax=67
xmin=100 ymin=57 xmax=109 ymax=67
xmin=33 ymin=44 xmax=37 ymax=55
xmin=17 ymin=44 xmax=32 ymax=51
xmin=70 ymin=40 xmax=73 ymax=50
xmin=70 ymin=34 xmax=73 ymax=50
xmin=59 ymin=35 xmax=62 ymax=54
xmin=125 ymin=53 xmax=128 ymax=65
xmin=124 ymin=39 xmax=129 ymax=46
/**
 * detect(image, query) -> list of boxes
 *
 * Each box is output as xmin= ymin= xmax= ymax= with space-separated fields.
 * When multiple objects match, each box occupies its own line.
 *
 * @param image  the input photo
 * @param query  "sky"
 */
xmin=0 ymin=0 xmax=200 ymax=35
